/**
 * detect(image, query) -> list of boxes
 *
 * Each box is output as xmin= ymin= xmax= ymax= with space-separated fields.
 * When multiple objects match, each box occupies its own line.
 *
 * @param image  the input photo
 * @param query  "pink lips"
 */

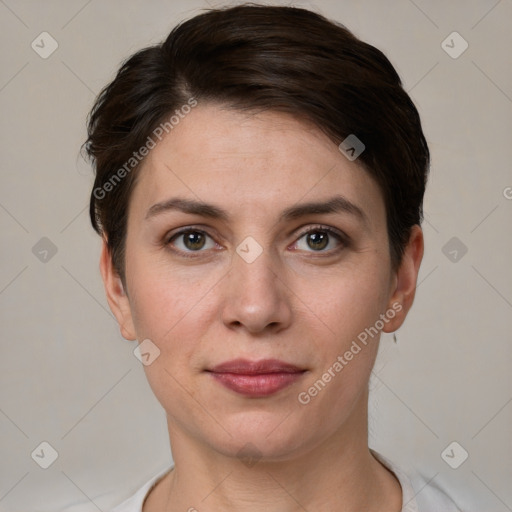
xmin=207 ymin=358 xmax=306 ymax=397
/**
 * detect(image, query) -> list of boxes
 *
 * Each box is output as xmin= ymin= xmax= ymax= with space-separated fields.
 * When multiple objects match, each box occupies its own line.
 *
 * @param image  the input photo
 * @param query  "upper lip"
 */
xmin=208 ymin=358 xmax=304 ymax=374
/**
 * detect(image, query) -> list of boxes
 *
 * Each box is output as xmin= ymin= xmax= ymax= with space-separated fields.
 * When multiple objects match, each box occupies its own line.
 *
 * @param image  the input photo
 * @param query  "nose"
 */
xmin=220 ymin=247 xmax=293 ymax=335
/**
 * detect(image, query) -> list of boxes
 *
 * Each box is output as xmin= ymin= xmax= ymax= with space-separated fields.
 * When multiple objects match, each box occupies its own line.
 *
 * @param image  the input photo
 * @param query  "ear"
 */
xmin=99 ymin=238 xmax=137 ymax=340
xmin=382 ymin=225 xmax=424 ymax=333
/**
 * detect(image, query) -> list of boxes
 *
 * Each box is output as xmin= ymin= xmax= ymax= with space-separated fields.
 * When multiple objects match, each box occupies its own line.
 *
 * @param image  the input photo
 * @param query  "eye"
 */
xmin=167 ymin=229 xmax=217 ymax=253
xmin=292 ymin=226 xmax=346 ymax=253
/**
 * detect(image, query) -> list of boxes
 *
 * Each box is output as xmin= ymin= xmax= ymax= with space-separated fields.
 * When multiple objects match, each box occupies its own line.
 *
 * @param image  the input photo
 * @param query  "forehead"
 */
xmin=130 ymin=103 xmax=384 ymax=226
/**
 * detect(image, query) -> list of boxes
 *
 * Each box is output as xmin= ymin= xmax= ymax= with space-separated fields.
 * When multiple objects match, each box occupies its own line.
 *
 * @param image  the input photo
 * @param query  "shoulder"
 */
xmin=370 ymin=449 xmax=462 ymax=512
xmin=109 ymin=467 xmax=173 ymax=512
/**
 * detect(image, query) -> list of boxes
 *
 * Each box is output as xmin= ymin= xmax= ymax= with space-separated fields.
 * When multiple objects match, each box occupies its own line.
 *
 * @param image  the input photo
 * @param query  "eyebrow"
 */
xmin=145 ymin=195 xmax=368 ymax=225
xmin=281 ymin=196 xmax=368 ymax=225
xmin=146 ymin=197 xmax=229 ymax=221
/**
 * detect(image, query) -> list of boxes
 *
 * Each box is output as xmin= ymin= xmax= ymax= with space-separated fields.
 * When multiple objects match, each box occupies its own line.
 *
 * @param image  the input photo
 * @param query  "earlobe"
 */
xmin=382 ymin=225 xmax=424 ymax=334
xmin=99 ymin=239 xmax=137 ymax=340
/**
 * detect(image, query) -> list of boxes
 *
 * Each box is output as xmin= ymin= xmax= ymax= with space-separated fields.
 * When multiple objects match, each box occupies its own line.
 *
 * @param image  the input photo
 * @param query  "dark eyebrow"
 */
xmin=145 ymin=197 xmax=229 ymax=221
xmin=145 ymin=195 xmax=368 ymax=225
xmin=280 ymin=195 xmax=368 ymax=225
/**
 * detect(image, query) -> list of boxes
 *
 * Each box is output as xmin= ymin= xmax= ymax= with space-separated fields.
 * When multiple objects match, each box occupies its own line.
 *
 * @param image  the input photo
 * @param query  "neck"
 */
xmin=145 ymin=388 xmax=402 ymax=512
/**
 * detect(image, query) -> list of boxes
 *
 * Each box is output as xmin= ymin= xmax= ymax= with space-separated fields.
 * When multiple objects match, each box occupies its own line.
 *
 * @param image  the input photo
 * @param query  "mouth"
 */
xmin=206 ymin=358 xmax=307 ymax=397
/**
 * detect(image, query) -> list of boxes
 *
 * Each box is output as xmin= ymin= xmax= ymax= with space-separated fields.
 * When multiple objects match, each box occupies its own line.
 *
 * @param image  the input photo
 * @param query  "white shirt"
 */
xmin=110 ymin=450 xmax=461 ymax=512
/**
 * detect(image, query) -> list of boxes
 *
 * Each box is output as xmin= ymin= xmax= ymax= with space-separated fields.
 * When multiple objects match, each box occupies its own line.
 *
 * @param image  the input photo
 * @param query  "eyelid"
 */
xmin=290 ymin=224 xmax=350 ymax=254
xmin=164 ymin=223 xmax=349 ymax=257
xmin=165 ymin=226 xmax=221 ymax=258
xmin=165 ymin=224 xmax=218 ymax=243
xmin=294 ymin=224 xmax=349 ymax=243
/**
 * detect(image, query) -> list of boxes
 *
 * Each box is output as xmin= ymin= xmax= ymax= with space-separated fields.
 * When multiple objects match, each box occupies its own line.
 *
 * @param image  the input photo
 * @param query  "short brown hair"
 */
xmin=85 ymin=3 xmax=430 ymax=280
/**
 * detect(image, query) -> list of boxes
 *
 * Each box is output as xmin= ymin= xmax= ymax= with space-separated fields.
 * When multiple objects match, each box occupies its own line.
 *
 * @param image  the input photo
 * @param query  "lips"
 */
xmin=209 ymin=358 xmax=303 ymax=374
xmin=207 ymin=358 xmax=306 ymax=397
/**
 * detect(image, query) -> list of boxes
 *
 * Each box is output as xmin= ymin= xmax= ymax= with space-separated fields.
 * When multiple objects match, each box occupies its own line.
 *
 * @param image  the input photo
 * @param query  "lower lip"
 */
xmin=209 ymin=372 xmax=304 ymax=397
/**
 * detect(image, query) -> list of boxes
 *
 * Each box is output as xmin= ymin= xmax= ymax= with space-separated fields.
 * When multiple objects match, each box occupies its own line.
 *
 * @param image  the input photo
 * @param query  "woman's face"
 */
xmin=103 ymin=103 xmax=421 ymax=461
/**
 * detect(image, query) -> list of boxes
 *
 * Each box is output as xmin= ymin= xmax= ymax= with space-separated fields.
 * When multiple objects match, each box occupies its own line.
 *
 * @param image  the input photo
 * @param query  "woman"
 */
xmin=85 ymin=4 xmax=460 ymax=511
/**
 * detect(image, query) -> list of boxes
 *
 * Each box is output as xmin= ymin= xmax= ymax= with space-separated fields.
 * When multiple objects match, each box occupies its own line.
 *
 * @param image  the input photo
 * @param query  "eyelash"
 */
xmin=293 ymin=225 xmax=349 ymax=253
xmin=165 ymin=224 xmax=349 ymax=259
xmin=165 ymin=227 xmax=219 ymax=259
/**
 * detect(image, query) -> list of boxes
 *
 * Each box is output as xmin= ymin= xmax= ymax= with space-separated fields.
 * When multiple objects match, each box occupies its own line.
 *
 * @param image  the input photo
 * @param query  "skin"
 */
xmin=101 ymin=103 xmax=424 ymax=511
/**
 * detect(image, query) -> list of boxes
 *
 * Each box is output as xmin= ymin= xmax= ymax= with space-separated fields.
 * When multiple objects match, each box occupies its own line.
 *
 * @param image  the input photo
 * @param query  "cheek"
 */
xmin=292 ymin=259 xmax=391 ymax=345
xmin=125 ymin=259 xmax=215 ymax=418
xmin=125 ymin=245 xmax=220 ymax=339
xmin=124 ymin=250 xmax=227 ymax=397
xmin=291 ymin=259 xmax=390 ymax=405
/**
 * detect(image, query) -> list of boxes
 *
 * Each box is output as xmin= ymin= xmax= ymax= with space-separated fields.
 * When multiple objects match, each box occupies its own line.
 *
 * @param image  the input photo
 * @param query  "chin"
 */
xmin=205 ymin=416 xmax=317 ymax=463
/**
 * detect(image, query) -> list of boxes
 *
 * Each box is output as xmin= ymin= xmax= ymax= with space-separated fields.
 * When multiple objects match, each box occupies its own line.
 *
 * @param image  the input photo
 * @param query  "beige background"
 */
xmin=1 ymin=0 xmax=511 ymax=510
